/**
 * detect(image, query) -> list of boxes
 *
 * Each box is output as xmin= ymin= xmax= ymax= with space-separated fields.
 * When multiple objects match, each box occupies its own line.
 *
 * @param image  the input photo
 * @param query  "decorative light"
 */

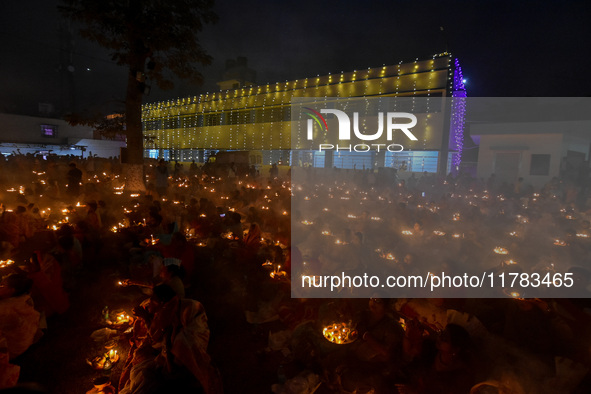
xmin=449 ymin=58 xmax=467 ymax=171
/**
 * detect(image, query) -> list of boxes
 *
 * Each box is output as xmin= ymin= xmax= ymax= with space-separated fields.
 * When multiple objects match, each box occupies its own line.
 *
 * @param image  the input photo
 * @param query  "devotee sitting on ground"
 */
xmin=0 ymin=213 xmax=21 ymax=249
xmin=158 ymin=263 xmax=185 ymax=298
xmin=154 ymin=159 xmax=169 ymax=197
xmin=399 ymin=323 xmax=475 ymax=394
xmin=321 ymin=297 xmax=404 ymax=394
xmin=121 ymin=285 xmax=221 ymax=394
xmin=243 ymin=223 xmax=262 ymax=250
xmin=0 ymin=273 xmax=42 ymax=359
xmin=155 ymin=232 xmax=196 ymax=287
xmin=84 ymin=202 xmax=102 ymax=230
xmin=121 ymin=262 xmax=185 ymax=298
xmin=0 ymin=335 xmax=20 ymax=389
xmin=66 ymin=162 xmax=82 ymax=197
xmin=9 ymin=252 xmax=70 ymax=321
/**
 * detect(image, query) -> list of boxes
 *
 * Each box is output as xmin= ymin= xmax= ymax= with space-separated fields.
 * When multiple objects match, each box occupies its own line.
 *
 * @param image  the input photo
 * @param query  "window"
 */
xmin=226 ymin=110 xmax=247 ymax=125
xmin=254 ymin=109 xmax=265 ymax=123
xmin=268 ymin=107 xmax=283 ymax=121
xmin=162 ymin=117 xmax=180 ymax=129
xmin=385 ymin=151 xmax=439 ymax=173
xmin=204 ymin=114 xmax=221 ymax=126
xmin=181 ymin=116 xmax=197 ymax=128
xmin=143 ymin=120 xmax=161 ymax=131
xmin=282 ymin=107 xmax=291 ymax=121
xmin=41 ymin=124 xmax=57 ymax=138
xmin=530 ymin=154 xmax=551 ymax=176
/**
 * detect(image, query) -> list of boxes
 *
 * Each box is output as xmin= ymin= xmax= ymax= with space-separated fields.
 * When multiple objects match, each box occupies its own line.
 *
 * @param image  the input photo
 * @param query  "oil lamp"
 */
xmin=494 ymin=247 xmax=509 ymax=255
xmin=322 ymin=321 xmax=358 ymax=345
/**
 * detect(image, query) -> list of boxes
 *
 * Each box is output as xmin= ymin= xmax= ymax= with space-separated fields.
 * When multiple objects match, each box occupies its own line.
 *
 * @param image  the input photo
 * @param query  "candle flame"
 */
xmin=323 ymin=322 xmax=358 ymax=345
xmin=494 ymin=247 xmax=509 ymax=255
xmin=0 ymin=259 xmax=15 ymax=268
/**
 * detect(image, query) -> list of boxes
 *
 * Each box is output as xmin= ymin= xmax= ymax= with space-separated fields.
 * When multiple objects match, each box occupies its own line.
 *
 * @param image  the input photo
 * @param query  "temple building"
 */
xmin=142 ymin=53 xmax=466 ymax=174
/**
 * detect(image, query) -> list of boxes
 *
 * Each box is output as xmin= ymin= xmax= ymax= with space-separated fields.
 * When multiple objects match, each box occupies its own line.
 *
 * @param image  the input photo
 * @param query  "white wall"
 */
xmin=562 ymin=134 xmax=590 ymax=159
xmin=476 ymin=133 xmax=564 ymax=188
xmin=0 ymin=113 xmax=126 ymax=158
xmin=75 ymin=139 xmax=126 ymax=158
xmin=0 ymin=113 xmax=93 ymax=145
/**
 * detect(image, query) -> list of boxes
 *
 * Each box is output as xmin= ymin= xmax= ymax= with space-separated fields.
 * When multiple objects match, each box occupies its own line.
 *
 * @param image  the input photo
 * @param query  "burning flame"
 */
xmin=0 ymin=259 xmax=15 ymax=269
xmin=323 ymin=322 xmax=358 ymax=345
xmin=494 ymin=247 xmax=509 ymax=255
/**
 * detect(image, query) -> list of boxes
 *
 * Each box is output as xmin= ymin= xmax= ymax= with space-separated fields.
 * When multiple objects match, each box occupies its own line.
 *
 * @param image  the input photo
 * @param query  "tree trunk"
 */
xmin=124 ymin=60 xmax=146 ymax=191
xmin=123 ymin=163 xmax=146 ymax=192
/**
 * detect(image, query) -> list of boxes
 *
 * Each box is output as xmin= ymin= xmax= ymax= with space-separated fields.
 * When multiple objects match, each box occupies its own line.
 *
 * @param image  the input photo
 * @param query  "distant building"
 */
xmin=216 ymin=57 xmax=256 ymax=91
xmin=142 ymin=53 xmax=467 ymax=174
xmin=0 ymin=113 xmax=126 ymax=158
xmin=471 ymin=120 xmax=591 ymax=188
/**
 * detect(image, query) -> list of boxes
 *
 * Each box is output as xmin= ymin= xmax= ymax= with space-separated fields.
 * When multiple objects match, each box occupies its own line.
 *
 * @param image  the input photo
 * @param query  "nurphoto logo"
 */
xmin=303 ymin=107 xmax=418 ymax=152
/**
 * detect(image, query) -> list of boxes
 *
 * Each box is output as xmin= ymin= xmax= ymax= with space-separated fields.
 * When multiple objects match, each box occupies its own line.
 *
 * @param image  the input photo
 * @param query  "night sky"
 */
xmin=1 ymin=0 xmax=590 ymax=117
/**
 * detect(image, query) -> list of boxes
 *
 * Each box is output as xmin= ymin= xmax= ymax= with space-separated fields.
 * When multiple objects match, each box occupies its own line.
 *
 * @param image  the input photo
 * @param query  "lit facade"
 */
xmin=142 ymin=53 xmax=466 ymax=173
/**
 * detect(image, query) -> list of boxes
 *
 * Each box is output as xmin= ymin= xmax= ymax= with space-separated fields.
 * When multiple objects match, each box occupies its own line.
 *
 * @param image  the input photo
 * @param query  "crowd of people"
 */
xmin=0 ymin=151 xmax=590 ymax=393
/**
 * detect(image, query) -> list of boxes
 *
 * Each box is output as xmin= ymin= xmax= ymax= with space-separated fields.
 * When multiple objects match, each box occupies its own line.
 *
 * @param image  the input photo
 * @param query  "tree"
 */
xmin=65 ymin=112 xmax=127 ymax=140
xmin=60 ymin=0 xmax=217 ymax=190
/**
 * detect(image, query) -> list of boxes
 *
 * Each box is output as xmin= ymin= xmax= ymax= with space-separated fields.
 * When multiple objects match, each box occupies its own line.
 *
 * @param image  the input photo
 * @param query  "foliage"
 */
xmin=60 ymin=0 xmax=217 ymax=170
xmin=59 ymin=0 xmax=218 ymax=90
xmin=65 ymin=112 xmax=126 ymax=140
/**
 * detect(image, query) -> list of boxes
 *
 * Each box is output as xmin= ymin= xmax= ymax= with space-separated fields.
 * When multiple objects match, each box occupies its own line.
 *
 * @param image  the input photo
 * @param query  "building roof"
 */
xmin=471 ymin=120 xmax=591 ymax=137
xmin=143 ymin=53 xmax=458 ymax=118
xmin=140 ymin=53 xmax=466 ymax=153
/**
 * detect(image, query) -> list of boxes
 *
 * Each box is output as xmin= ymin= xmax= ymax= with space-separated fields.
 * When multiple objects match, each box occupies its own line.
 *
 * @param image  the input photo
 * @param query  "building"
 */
xmin=0 ymin=112 xmax=126 ymax=158
xmin=216 ymin=57 xmax=256 ymax=91
xmin=142 ymin=53 xmax=467 ymax=174
xmin=471 ymin=120 xmax=591 ymax=188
